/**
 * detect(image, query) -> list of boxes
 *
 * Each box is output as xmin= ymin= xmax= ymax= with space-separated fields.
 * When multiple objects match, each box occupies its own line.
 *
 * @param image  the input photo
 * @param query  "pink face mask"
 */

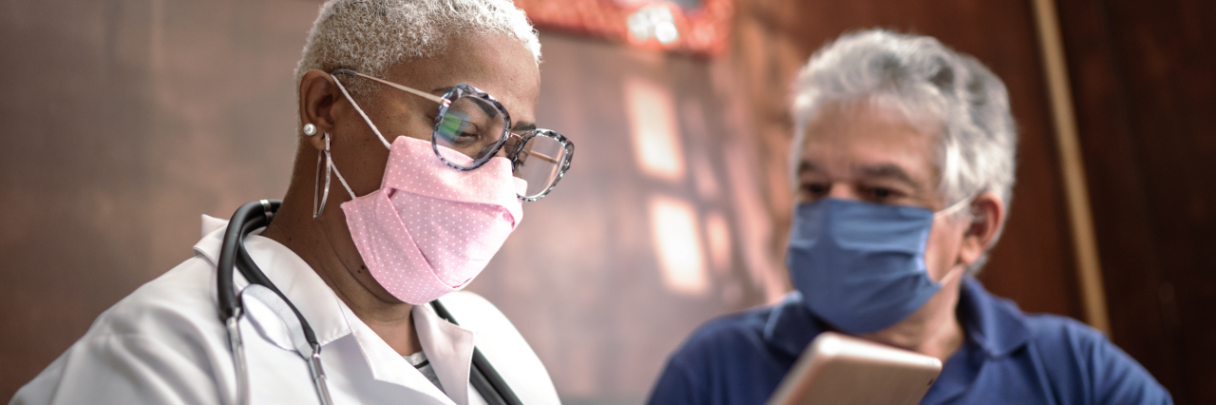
xmin=323 ymin=73 xmax=524 ymax=304
xmin=331 ymin=136 xmax=523 ymax=304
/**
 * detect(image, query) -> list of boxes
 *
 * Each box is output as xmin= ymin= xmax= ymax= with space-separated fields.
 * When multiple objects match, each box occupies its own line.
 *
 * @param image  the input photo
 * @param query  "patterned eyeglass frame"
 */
xmin=508 ymin=128 xmax=575 ymax=202
xmin=329 ymin=68 xmax=574 ymax=201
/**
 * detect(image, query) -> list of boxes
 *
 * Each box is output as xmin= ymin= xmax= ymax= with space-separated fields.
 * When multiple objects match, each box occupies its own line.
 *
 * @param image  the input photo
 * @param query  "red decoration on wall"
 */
xmin=515 ymin=0 xmax=737 ymax=58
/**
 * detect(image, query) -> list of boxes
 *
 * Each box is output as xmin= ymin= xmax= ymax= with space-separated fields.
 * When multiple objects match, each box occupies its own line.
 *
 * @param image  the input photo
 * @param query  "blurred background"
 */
xmin=0 ymin=0 xmax=1212 ymax=404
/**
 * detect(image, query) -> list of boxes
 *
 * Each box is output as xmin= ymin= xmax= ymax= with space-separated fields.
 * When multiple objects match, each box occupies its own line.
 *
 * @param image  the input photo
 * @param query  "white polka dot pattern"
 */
xmin=340 ymin=136 xmax=523 ymax=305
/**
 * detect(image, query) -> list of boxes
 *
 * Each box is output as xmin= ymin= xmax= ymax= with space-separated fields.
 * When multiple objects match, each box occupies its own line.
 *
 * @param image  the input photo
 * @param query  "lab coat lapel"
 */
xmin=343 ymin=306 xmax=453 ymax=401
xmin=414 ymin=303 xmax=476 ymax=405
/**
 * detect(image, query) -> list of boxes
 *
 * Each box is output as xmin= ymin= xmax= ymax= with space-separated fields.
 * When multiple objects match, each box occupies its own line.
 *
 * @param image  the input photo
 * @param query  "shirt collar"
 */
xmin=956 ymin=276 xmax=1031 ymax=358
xmin=413 ymin=303 xmax=475 ymax=405
xmin=763 ymin=291 xmax=825 ymax=359
xmin=761 ymin=277 xmax=1031 ymax=359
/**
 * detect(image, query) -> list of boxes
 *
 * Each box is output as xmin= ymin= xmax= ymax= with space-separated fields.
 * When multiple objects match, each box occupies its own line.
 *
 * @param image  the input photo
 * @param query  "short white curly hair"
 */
xmin=295 ymin=0 xmax=541 ymax=99
xmin=789 ymin=29 xmax=1018 ymax=273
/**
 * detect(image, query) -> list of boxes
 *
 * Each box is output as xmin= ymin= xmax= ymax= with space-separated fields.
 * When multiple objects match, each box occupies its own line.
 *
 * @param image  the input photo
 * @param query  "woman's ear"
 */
xmin=958 ymin=191 xmax=1006 ymax=266
xmin=299 ymin=69 xmax=341 ymax=151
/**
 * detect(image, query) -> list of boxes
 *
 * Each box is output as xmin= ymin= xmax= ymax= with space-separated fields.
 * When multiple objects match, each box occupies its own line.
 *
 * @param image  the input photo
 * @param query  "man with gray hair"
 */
xmin=11 ymin=1 xmax=572 ymax=404
xmin=648 ymin=29 xmax=1170 ymax=405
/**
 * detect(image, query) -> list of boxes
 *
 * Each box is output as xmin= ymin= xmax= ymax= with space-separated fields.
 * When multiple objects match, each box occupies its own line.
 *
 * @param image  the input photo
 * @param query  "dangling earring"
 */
xmin=312 ymin=131 xmax=356 ymax=219
xmin=313 ymin=131 xmax=332 ymax=219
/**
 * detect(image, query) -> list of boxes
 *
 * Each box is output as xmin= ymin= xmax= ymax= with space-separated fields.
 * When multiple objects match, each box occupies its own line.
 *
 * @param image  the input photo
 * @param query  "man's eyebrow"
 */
xmin=512 ymin=122 xmax=537 ymax=132
xmin=854 ymin=163 xmax=918 ymax=186
xmin=796 ymin=161 xmax=821 ymax=175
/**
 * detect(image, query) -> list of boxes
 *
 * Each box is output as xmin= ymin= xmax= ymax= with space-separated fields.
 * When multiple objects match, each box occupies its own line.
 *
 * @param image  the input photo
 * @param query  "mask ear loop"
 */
xmin=330 ymin=72 xmax=392 ymax=150
xmin=310 ymin=71 xmax=383 ymax=219
xmin=312 ymin=131 xmax=357 ymax=219
xmin=935 ymin=195 xmax=975 ymax=218
xmin=935 ymin=192 xmax=984 ymax=283
xmin=327 ymin=145 xmax=356 ymax=201
xmin=938 ymin=262 xmax=966 ymax=286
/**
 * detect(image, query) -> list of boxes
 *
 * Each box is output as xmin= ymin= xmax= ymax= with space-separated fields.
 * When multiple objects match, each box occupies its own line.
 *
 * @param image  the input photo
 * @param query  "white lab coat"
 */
xmin=11 ymin=216 xmax=561 ymax=405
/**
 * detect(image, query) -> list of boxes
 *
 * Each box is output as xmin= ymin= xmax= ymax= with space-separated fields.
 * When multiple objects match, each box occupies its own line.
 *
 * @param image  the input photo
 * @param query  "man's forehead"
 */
xmin=798 ymin=157 xmax=918 ymax=180
xmin=797 ymin=137 xmax=937 ymax=186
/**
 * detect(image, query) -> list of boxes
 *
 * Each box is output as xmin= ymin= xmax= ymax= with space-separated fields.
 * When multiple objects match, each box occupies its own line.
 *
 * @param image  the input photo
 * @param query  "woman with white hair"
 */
xmin=11 ymin=1 xmax=571 ymax=404
xmin=648 ymin=29 xmax=1169 ymax=405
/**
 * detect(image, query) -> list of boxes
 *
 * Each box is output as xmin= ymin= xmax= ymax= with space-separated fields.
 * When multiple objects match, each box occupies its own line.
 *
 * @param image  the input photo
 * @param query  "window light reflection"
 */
xmin=625 ymin=76 xmax=686 ymax=181
xmin=649 ymin=194 xmax=708 ymax=296
xmin=704 ymin=211 xmax=732 ymax=275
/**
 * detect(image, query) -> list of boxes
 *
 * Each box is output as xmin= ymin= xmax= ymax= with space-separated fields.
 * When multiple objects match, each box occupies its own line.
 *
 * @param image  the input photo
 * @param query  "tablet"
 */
xmin=766 ymin=332 xmax=943 ymax=405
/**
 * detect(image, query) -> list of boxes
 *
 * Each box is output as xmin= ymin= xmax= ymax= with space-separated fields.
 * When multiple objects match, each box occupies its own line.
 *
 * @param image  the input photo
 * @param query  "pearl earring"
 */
xmin=303 ymin=123 xmax=318 ymax=136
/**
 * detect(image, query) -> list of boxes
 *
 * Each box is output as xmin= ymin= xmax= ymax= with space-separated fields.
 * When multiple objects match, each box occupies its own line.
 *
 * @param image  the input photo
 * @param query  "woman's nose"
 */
xmin=496 ymin=133 xmax=523 ymax=159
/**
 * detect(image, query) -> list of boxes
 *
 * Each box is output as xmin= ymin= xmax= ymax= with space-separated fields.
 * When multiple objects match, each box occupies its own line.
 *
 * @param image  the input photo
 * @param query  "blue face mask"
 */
xmin=786 ymin=198 xmax=967 ymax=334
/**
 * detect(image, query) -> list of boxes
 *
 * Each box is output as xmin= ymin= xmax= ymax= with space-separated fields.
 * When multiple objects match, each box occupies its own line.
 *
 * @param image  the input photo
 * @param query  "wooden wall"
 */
xmin=0 ymin=0 xmax=315 ymax=399
xmin=1056 ymin=0 xmax=1216 ymax=403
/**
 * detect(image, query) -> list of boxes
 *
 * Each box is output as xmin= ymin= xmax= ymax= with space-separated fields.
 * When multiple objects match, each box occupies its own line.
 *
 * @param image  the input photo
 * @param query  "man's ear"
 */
xmin=299 ymin=69 xmax=342 ymax=152
xmin=958 ymin=190 xmax=1006 ymax=266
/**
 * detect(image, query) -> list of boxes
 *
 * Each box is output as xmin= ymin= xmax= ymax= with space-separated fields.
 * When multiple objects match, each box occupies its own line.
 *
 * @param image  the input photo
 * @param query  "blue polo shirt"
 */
xmin=647 ymin=277 xmax=1171 ymax=405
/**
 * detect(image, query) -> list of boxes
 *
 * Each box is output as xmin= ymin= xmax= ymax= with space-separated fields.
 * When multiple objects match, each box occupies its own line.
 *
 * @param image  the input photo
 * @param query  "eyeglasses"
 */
xmin=330 ymin=69 xmax=574 ymax=202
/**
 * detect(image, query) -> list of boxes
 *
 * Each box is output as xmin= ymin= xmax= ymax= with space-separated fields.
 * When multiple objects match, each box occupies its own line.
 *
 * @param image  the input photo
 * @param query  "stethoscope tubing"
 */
xmin=218 ymin=200 xmax=333 ymax=405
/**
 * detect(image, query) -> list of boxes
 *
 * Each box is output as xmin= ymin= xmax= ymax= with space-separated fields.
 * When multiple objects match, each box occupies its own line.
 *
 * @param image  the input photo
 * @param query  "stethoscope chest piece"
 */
xmin=239 ymin=284 xmax=334 ymax=405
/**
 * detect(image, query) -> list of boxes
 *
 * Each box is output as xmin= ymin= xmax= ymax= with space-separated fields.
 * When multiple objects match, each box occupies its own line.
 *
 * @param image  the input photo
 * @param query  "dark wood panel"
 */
xmin=1056 ymin=0 xmax=1216 ymax=402
xmin=0 ymin=0 xmax=314 ymax=399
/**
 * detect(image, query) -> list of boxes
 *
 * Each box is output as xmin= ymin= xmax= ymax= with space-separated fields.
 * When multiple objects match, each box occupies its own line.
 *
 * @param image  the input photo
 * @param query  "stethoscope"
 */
xmin=217 ymin=199 xmax=523 ymax=405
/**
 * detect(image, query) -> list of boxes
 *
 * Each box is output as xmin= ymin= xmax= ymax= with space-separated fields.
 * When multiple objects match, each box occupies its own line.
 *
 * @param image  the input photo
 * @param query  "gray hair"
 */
xmin=789 ymin=29 xmax=1018 ymax=273
xmin=295 ymin=0 xmax=541 ymax=99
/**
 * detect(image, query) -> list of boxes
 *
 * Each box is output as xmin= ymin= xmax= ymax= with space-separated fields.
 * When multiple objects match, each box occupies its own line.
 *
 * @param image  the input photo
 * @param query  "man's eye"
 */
xmin=800 ymin=183 xmax=829 ymax=197
xmin=867 ymin=187 xmax=896 ymax=200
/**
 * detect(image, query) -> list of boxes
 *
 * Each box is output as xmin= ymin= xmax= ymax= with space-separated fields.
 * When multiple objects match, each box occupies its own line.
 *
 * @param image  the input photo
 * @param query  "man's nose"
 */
xmin=828 ymin=183 xmax=860 ymax=200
